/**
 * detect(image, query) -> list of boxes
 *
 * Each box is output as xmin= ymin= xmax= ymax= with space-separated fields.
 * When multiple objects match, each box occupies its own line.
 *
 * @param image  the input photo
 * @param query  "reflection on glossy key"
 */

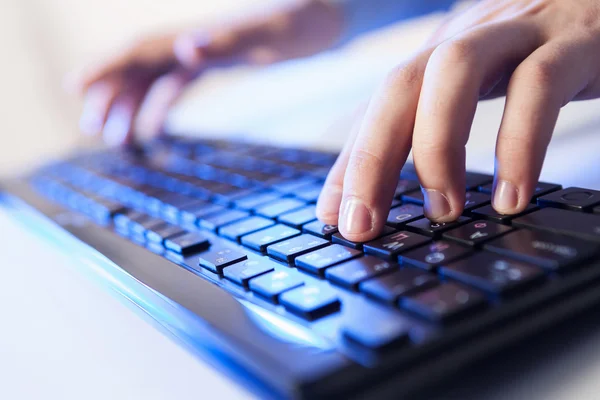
xmin=219 ymin=216 xmax=274 ymax=242
xmin=342 ymin=311 xmax=410 ymax=350
xmin=399 ymin=240 xmax=473 ymax=271
xmin=484 ymin=229 xmax=600 ymax=270
xmin=199 ymin=209 xmax=250 ymax=232
xmin=537 ymin=187 xmax=600 ymax=211
xmin=364 ymin=231 xmax=431 ymax=260
xmin=249 ymin=270 xmax=304 ymax=302
xmin=401 ymin=282 xmax=486 ymax=323
xmin=325 ymin=256 xmax=396 ymax=289
xmin=443 ymin=220 xmax=513 ymax=246
xmin=359 ymin=269 xmax=439 ymax=303
xmin=386 ymin=204 xmax=424 ymax=227
xmin=255 ymin=198 xmax=306 ymax=218
xmin=165 ymin=232 xmax=210 ymax=254
xmin=145 ymin=223 xmax=184 ymax=244
xmin=295 ymin=244 xmax=361 ymax=275
xmin=280 ymin=286 xmax=341 ymax=320
xmin=241 ymin=224 xmax=301 ymax=252
xmin=197 ymin=247 xmax=247 ymax=273
xmin=266 ymin=234 xmax=329 ymax=263
xmin=303 ymin=220 xmax=338 ymax=239
xmin=278 ymin=206 xmax=317 ymax=228
xmin=463 ymin=192 xmax=491 ymax=211
xmin=223 ymin=258 xmax=276 ymax=286
xmin=440 ymin=253 xmax=544 ymax=295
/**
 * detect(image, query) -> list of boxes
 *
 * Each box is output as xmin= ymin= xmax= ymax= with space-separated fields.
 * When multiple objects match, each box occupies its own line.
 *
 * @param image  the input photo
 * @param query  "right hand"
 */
xmin=68 ymin=0 xmax=343 ymax=145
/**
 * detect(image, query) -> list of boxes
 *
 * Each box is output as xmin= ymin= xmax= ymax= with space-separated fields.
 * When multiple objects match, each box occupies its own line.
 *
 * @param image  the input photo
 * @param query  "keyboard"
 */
xmin=4 ymin=136 xmax=600 ymax=399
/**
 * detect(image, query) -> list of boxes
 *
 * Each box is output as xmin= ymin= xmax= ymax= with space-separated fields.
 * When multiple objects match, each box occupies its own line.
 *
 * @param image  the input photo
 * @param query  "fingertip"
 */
xmin=337 ymin=196 xmax=380 ymax=242
xmin=316 ymin=184 xmax=343 ymax=223
xmin=103 ymin=105 xmax=133 ymax=146
xmin=174 ymin=33 xmax=206 ymax=69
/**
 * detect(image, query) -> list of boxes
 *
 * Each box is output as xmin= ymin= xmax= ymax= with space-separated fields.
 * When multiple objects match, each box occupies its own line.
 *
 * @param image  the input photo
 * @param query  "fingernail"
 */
xmin=339 ymin=196 xmax=372 ymax=235
xmin=422 ymin=189 xmax=452 ymax=220
xmin=103 ymin=106 xmax=131 ymax=146
xmin=316 ymin=185 xmax=343 ymax=220
xmin=492 ymin=180 xmax=519 ymax=213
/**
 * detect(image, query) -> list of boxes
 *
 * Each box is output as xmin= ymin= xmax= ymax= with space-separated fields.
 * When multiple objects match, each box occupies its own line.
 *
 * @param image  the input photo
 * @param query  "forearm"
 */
xmin=327 ymin=0 xmax=458 ymax=44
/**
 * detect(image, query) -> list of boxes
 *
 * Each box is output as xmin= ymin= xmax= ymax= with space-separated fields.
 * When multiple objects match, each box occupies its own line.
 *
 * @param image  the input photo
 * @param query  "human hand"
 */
xmin=317 ymin=0 xmax=600 ymax=242
xmin=68 ymin=0 xmax=342 ymax=145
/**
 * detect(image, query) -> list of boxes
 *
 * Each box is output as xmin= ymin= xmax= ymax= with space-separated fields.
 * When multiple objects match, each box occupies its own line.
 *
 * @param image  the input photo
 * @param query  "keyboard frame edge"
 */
xmin=7 ymin=178 xmax=600 ymax=399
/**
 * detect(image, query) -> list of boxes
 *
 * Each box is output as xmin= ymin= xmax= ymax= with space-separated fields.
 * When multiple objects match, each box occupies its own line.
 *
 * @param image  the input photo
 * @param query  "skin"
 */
xmin=72 ymin=0 xmax=600 ymax=241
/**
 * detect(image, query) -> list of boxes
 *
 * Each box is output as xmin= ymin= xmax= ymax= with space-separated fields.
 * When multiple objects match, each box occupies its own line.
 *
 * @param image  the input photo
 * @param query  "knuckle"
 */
xmin=524 ymin=60 xmax=558 ymax=87
xmin=431 ymin=38 xmax=478 ymax=66
xmin=347 ymin=148 xmax=384 ymax=175
xmin=385 ymin=62 xmax=422 ymax=90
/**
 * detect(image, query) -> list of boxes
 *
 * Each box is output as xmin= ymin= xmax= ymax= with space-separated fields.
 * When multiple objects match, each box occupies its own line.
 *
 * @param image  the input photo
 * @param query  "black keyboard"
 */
xmin=4 ymin=136 xmax=600 ymax=399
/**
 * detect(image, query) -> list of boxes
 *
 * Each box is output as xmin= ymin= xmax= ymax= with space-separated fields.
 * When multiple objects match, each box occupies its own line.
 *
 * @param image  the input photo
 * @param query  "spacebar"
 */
xmin=512 ymin=207 xmax=600 ymax=242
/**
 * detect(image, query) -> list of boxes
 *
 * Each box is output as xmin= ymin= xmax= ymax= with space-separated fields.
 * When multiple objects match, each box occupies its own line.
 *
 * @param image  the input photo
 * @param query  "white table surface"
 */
xmin=3 ymin=14 xmax=600 ymax=400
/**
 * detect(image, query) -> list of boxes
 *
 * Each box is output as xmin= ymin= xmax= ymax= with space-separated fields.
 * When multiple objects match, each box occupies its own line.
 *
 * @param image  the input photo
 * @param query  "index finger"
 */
xmin=337 ymin=50 xmax=433 ymax=242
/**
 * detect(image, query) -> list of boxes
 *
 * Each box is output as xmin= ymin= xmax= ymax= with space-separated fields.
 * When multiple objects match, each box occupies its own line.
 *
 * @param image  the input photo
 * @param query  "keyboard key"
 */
xmin=249 ymin=270 xmax=304 ymax=302
xmin=465 ymin=172 xmax=493 ymax=191
xmin=399 ymin=241 xmax=473 ymax=271
xmin=302 ymin=220 xmax=338 ymax=239
xmin=255 ymin=198 xmax=306 ymax=219
xmin=342 ymin=312 xmax=410 ymax=351
xmin=294 ymin=184 xmax=323 ymax=203
xmin=359 ymin=269 xmax=439 ymax=303
xmin=406 ymin=217 xmax=470 ymax=237
xmin=401 ymin=190 xmax=424 ymax=205
xmin=223 ymin=258 xmax=277 ymax=286
xmin=165 ymin=232 xmax=210 ymax=254
xmin=471 ymin=203 xmax=538 ymax=223
xmin=266 ymin=234 xmax=329 ymax=263
xmin=241 ymin=224 xmax=301 ymax=252
xmin=484 ymin=229 xmax=600 ymax=270
xmin=278 ymin=206 xmax=317 ymax=228
xmin=332 ymin=226 xmax=396 ymax=250
xmin=531 ymin=182 xmax=562 ymax=199
xmin=113 ymin=210 xmax=146 ymax=233
xmin=463 ymin=192 xmax=491 ymax=211
xmin=272 ymin=178 xmax=318 ymax=194
xmin=387 ymin=204 xmax=424 ymax=227
xmin=325 ymin=256 xmax=396 ymax=289
xmin=129 ymin=216 xmax=165 ymax=237
xmin=478 ymin=183 xmax=493 ymax=194
xmin=145 ymin=223 xmax=184 ymax=244
xmin=443 ymin=220 xmax=514 ymax=246
xmin=595 ymin=206 xmax=600 ymax=214
xmin=363 ymin=231 xmax=431 ymax=260
xmin=233 ymin=191 xmax=282 ymax=211
xmin=218 ymin=216 xmax=275 ymax=242
xmin=537 ymin=187 xmax=600 ymax=211
xmin=197 ymin=247 xmax=248 ymax=273
xmin=295 ymin=245 xmax=362 ymax=275
xmin=180 ymin=203 xmax=226 ymax=227
xmin=280 ymin=286 xmax=341 ymax=320
xmin=199 ymin=209 xmax=250 ymax=232
xmin=401 ymin=283 xmax=486 ymax=323
xmin=394 ymin=179 xmax=420 ymax=198
xmin=512 ymin=207 xmax=600 ymax=243
xmin=439 ymin=253 xmax=544 ymax=295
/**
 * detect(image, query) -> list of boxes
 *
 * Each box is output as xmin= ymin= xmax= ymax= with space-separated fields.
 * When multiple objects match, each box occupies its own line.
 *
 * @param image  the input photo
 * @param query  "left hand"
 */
xmin=317 ymin=0 xmax=600 ymax=242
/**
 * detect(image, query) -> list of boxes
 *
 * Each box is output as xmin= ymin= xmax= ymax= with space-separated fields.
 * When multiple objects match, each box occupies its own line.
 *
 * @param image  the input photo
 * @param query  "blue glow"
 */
xmin=0 ymin=194 xmax=334 ymax=398
xmin=238 ymin=299 xmax=334 ymax=351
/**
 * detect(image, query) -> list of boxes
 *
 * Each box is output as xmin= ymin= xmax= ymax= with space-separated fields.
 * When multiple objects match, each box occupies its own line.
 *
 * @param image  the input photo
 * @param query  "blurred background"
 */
xmin=2 ymin=0 xmax=600 ymax=186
